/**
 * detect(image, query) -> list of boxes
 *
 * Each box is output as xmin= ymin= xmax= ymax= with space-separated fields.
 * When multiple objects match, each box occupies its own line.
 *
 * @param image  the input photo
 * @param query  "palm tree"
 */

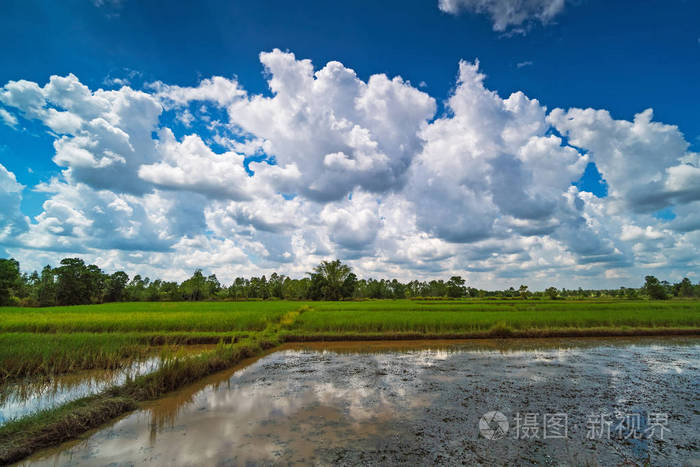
xmin=310 ymin=259 xmax=352 ymax=300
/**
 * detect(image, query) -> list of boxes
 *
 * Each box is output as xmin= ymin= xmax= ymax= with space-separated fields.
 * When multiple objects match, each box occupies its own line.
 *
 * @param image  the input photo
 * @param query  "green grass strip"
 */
xmin=0 ymin=336 xmax=280 ymax=465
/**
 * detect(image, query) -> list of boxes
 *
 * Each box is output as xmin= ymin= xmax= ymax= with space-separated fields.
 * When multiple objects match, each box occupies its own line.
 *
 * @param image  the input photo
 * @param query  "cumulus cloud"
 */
xmin=159 ymin=49 xmax=436 ymax=202
xmin=439 ymin=0 xmax=566 ymax=32
xmin=0 ymin=108 xmax=18 ymax=128
xmin=25 ymin=179 xmax=178 ymax=252
xmin=0 ymin=51 xmax=698 ymax=287
xmin=1 ymin=74 xmax=162 ymax=194
xmin=320 ymin=192 xmax=381 ymax=254
xmin=0 ymin=163 xmax=29 ymax=242
xmin=149 ymin=76 xmax=245 ymax=109
xmin=407 ymin=60 xmax=586 ymax=243
xmin=548 ymin=107 xmax=700 ymax=215
xmin=138 ymin=129 xmax=255 ymax=200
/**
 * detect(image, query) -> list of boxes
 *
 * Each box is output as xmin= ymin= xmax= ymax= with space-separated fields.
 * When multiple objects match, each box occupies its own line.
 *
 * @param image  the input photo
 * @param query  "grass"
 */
xmin=0 ymin=301 xmax=298 ymax=333
xmin=309 ymin=298 xmax=700 ymax=314
xmin=0 ymin=301 xmax=295 ymax=382
xmin=286 ymin=299 xmax=700 ymax=334
xmin=0 ymin=395 xmax=136 ymax=464
xmin=3 ymin=299 xmax=698 ymax=334
xmin=0 ymin=331 xmax=252 ymax=383
xmin=1 ymin=299 xmax=699 ymax=381
xmin=0 ymin=333 xmax=151 ymax=383
xmin=0 ymin=298 xmax=699 ymax=463
xmin=0 ymin=336 xmax=279 ymax=465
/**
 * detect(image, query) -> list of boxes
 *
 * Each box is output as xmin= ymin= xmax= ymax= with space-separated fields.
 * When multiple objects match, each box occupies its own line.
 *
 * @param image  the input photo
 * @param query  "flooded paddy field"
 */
xmin=19 ymin=337 xmax=700 ymax=466
xmin=0 ymin=346 xmax=214 ymax=426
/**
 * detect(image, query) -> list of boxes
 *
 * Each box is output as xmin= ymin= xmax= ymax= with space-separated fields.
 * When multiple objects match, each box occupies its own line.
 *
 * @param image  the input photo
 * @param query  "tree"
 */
xmin=25 ymin=270 xmax=40 ymax=303
xmin=37 ymin=265 xmax=56 ymax=306
xmin=306 ymin=273 xmax=326 ymax=300
xmin=389 ymin=278 xmax=406 ymax=299
xmin=624 ymin=287 xmax=638 ymax=300
xmin=428 ymin=280 xmax=447 ymax=297
xmin=146 ymin=279 xmax=163 ymax=301
xmin=365 ymin=278 xmax=392 ymax=299
xmin=643 ymin=275 xmax=668 ymax=300
xmin=518 ymin=284 xmax=529 ymax=299
xmin=545 ymin=287 xmax=558 ymax=300
xmin=446 ymin=276 xmax=467 ymax=298
xmin=126 ymin=275 xmax=148 ymax=301
xmin=228 ymin=277 xmax=249 ymax=300
xmin=676 ymin=278 xmax=694 ymax=298
xmin=249 ymin=276 xmax=269 ymax=299
xmin=660 ymin=280 xmax=672 ymax=298
xmin=309 ymin=259 xmax=353 ymax=300
xmin=160 ymin=281 xmax=182 ymax=301
xmin=268 ymin=273 xmax=285 ymax=298
xmin=105 ymin=271 xmax=129 ymax=302
xmin=342 ymin=273 xmax=358 ymax=299
xmin=0 ymin=258 xmax=21 ymax=305
xmin=258 ymin=275 xmax=269 ymax=299
xmin=206 ymin=274 xmax=221 ymax=298
xmin=54 ymin=258 xmax=105 ymax=305
xmin=180 ymin=269 xmax=207 ymax=301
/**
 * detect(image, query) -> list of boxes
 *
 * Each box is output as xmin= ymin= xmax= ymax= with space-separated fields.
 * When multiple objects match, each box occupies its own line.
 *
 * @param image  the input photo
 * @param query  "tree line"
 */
xmin=0 ymin=257 xmax=698 ymax=307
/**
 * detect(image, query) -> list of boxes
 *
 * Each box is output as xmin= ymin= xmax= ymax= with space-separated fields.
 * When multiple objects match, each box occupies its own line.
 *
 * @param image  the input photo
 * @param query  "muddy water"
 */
xmin=0 ymin=345 xmax=214 ymax=426
xmin=19 ymin=337 xmax=700 ymax=466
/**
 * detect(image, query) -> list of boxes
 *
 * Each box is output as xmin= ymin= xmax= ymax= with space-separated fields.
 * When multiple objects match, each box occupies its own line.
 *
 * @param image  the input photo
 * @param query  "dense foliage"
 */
xmin=0 ymin=257 xmax=698 ymax=306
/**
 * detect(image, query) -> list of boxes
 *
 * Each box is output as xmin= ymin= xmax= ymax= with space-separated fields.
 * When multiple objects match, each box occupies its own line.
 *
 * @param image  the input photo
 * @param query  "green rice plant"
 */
xmin=0 ymin=301 xmax=304 ymax=333
xmin=0 ymin=333 xmax=151 ymax=383
xmin=0 ymin=299 xmax=697 ymax=382
xmin=0 ymin=298 xmax=697 ymax=464
xmin=289 ymin=300 xmax=700 ymax=334
xmin=0 ymin=336 xmax=280 ymax=465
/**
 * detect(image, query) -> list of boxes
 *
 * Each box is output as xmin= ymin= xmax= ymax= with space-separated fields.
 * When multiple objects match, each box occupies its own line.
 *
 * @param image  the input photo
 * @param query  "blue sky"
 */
xmin=3 ymin=0 xmax=699 ymax=193
xmin=0 ymin=0 xmax=699 ymax=287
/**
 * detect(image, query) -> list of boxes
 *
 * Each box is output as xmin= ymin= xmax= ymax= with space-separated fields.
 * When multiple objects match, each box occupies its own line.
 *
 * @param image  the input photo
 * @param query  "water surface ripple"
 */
xmin=19 ymin=337 xmax=700 ymax=466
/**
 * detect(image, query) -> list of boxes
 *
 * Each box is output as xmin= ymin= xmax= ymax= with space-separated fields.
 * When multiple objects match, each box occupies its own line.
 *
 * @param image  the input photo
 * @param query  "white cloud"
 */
xmin=548 ymin=107 xmax=700 ymax=214
xmin=0 ymin=108 xmax=18 ymax=128
xmin=224 ymin=50 xmax=436 ymax=201
xmin=152 ymin=50 xmax=436 ymax=202
xmin=91 ymin=0 xmax=122 ymax=6
xmin=0 ymin=51 xmax=698 ymax=288
xmin=1 ymin=74 xmax=163 ymax=194
xmin=103 ymin=77 xmax=130 ymax=87
xmin=138 ymin=129 xmax=255 ymax=200
xmin=177 ymin=109 xmax=194 ymax=127
xmin=25 ymin=179 xmax=176 ymax=252
xmin=320 ymin=192 xmax=381 ymax=252
xmin=407 ymin=60 xmax=587 ymax=243
xmin=0 ymin=163 xmax=29 ymax=242
xmin=150 ymin=76 xmax=245 ymax=109
xmin=439 ymin=0 xmax=566 ymax=32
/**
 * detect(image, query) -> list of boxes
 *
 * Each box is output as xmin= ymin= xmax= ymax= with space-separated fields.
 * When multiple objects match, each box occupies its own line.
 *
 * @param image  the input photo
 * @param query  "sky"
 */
xmin=0 ymin=0 xmax=699 ymax=289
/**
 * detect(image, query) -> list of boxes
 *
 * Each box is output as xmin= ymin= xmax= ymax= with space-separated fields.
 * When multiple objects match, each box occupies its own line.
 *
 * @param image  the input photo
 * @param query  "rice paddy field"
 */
xmin=1 ymin=298 xmax=699 ymax=463
xmin=0 ymin=301 xmax=296 ymax=333
xmin=1 ymin=299 xmax=699 ymax=381
xmin=292 ymin=299 xmax=700 ymax=334
xmin=3 ymin=299 xmax=699 ymax=333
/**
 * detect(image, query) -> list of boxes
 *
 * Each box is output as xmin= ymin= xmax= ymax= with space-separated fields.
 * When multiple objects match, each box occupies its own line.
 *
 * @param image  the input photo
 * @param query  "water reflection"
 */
xmin=20 ymin=337 xmax=700 ymax=466
xmin=0 ymin=345 xmax=214 ymax=426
